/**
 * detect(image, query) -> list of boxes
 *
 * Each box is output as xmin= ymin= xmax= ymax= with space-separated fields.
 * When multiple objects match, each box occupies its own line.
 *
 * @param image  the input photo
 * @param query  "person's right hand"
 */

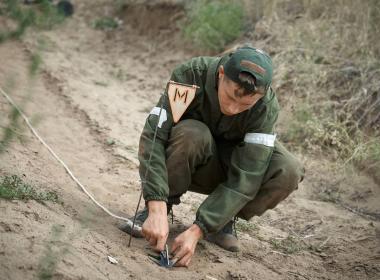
xmin=141 ymin=200 xmax=169 ymax=252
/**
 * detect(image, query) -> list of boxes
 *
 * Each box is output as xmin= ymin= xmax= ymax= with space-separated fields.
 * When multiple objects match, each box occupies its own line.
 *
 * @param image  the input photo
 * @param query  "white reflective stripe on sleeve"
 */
xmin=244 ymin=133 xmax=276 ymax=147
xmin=149 ymin=107 xmax=167 ymax=128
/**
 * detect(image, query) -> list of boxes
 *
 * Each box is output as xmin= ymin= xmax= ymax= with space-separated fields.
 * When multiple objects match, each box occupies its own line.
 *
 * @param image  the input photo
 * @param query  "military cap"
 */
xmin=224 ymin=47 xmax=273 ymax=93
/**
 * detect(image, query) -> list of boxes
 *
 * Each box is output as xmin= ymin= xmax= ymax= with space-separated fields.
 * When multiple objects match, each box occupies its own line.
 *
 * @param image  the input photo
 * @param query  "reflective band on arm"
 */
xmin=149 ymin=107 xmax=167 ymax=128
xmin=244 ymin=133 xmax=276 ymax=147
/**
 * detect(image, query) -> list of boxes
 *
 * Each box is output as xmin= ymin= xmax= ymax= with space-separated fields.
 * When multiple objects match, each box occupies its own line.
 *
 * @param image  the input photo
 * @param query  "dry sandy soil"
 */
xmin=0 ymin=1 xmax=379 ymax=279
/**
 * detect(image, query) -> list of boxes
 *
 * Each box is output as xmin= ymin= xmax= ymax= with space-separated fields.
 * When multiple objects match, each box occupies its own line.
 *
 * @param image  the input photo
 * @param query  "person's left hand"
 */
xmin=171 ymin=224 xmax=203 ymax=267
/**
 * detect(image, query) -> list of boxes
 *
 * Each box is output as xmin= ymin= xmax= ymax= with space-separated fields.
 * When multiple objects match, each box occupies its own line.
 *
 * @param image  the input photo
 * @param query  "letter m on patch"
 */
xmin=174 ymin=88 xmax=189 ymax=103
xmin=167 ymin=81 xmax=197 ymax=123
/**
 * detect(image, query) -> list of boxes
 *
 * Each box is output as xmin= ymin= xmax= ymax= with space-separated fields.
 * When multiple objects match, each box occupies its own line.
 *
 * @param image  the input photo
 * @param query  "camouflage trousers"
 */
xmin=166 ymin=119 xmax=305 ymax=220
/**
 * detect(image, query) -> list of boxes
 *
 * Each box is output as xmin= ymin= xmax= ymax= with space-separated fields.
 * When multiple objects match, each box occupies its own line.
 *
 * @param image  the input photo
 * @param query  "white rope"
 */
xmin=0 ymin=86 xmax=138 ymax=229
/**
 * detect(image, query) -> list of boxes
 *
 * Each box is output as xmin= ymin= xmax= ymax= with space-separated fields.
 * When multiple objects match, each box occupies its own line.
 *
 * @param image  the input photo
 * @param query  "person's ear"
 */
xmin=218 ymin=65 xmax=225 ymax=79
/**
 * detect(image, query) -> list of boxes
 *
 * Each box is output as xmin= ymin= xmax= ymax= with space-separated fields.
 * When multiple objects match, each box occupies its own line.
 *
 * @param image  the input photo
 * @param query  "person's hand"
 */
xmin=171 ymin=224 xmax=203 ymax=267
xmin=142 ymin=201 xmax=169 ymax=251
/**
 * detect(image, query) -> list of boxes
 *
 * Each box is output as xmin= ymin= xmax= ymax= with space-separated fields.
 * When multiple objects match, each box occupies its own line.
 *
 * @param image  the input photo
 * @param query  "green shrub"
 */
xmin=183 ymin=0 xmax=244 ymax=52
xmin=283 ymin=103 xmax=379 ymax=170
xmin=34 ymin=0 xmax=66 ymax=29
xmin=0 ymin=175 xmax=59 ymax=203
xmin=235 ymin=219 xmax=258 ymax=233
xmin=269 ymin=235 xmax=304 ymax=254
xmin=93 ymin=17 xmax=120 ymax=31
xmin=0 ymin=108 xmax=21 ymax=155
xmin=0 ymin=0 xmax=65 ymax=43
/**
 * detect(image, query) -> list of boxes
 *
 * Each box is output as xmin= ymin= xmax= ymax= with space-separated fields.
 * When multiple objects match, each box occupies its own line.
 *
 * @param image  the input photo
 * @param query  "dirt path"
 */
xmin=1 ymin=1 xmax=379 ymax=279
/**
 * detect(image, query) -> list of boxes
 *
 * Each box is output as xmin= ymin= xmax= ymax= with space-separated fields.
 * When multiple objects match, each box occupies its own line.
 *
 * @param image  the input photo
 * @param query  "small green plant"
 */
xmin=106 ymin=138 xmax=116 ymax=146
xmin=37 ymin=224 xmax=67 ymax=280
xmin=0 ymin=107 xmax=21 ymax=154
xmin=35 ymin=0 xmax=66 ymax=29
xmin=29 ymin=39 xmax=46 ymax=76
xmin=235 ymin=219 xmax=258 ymax=233
xmin=109 ymin=68 xmax=128 ymax=82
xmin=269 ymin=235 xmax=304 ymax=254
xmin=318 ymin=186 xmax=341 ymax=203
xmin=93 ymin=17 xmax=120 ymax=31
xmin=0 ymin=0 xmax=66 ymax=43
xmin=0 ymin=0 xmax=34 ymax=42
xmin=183 ymin=0 xmax=244 ymax=52
xmin=93 ymin=80 xmax=108 ymax=87
xmin=350 ymin=139 xmax=380 ymax=169
xmin=1 ymin=37 xmax=45 ymax=155
xmin=30 ymin=52 xmax=42 ymax=76
xmin=0 ymin=175 xmax=59 ymax=203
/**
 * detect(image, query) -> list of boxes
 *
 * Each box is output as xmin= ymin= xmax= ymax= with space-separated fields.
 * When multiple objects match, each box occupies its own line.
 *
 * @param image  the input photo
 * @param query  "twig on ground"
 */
xmin=288 ymin=271 xmax=310 ymax=280
xmin=270 ymin=250 xmax=289 ymax=257
xmin=338 ymin=202 xmax=380 ymax=221
xmin=318 ymin=236 xmax=331 ymax=249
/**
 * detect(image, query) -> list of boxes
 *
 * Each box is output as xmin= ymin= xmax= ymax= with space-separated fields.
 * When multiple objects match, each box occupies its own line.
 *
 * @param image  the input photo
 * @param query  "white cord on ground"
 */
xmin=0 ymin=86 xmax=139 ymax=229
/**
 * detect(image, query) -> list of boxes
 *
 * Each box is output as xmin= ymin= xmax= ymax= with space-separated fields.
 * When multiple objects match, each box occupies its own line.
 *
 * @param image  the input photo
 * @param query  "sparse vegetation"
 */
xmin=109 ymin=68 xmax=128 ymax=82
xmin=0 ymin=0 xmax=66 ymax=43
xmin=93 ymin=17 xmax=120 ymax=31
xmin=269 ymin=235 xmax=305 ymax=254
xmin=183 ymin=0 xmax=244 ymax=52
xmin=93 ymin=80 xmax=108 ymax=87
xmin=235 ymin=219 xmax=258 ymax=234
xmin=259 ymin=0 xmax=380 ymax=181
xmin=0 ymin=0 xmax=35 ymax=42
xmin=318 ymin=186 xmax=341 ymax=204
xmin=0 ymin=107 xmax=22 ymax=154
xmin=0 ymin=41 xmax=44 ymax=154
xmin=0 ymin=0 xmax=66 ymax=154
xmin=33 ymin=0 xmax=66 ymax=29
xmin=0 ymin=175 xmax=59 ymax=203
xmin=37 ymin=224 xmax=67 ymax=280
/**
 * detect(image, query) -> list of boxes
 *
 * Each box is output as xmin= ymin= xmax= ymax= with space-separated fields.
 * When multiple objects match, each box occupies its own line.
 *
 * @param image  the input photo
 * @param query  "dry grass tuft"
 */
xmin=247 ymin=0 xmax=380 ymax=181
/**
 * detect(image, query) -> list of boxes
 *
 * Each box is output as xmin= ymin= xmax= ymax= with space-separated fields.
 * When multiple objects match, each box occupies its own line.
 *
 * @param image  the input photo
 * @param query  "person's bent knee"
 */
xmin=273 ymin=165 xmax=304 ymax=196
xmin=282 ymin=156 xmax=305 ymax=190
xmin=170 ymin=119 xmax=213 ymax=150
xmin=271 ymin=143 xmax=305 ymax=192
xmin=237 ymin=156 xmax=305 ymax=220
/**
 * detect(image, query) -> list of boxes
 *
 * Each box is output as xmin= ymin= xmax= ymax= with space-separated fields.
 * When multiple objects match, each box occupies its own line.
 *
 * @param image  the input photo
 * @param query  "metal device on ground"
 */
xmin=148 ymin=245 xmax=175 ymax=268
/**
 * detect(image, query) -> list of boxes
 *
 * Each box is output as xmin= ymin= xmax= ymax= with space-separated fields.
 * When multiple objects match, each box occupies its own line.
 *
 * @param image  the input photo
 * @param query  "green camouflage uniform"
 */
xmin=138 ymin=55 xmax=304 ymax=235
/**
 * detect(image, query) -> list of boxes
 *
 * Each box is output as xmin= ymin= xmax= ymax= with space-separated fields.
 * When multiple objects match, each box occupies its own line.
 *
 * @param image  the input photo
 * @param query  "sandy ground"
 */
xmin=1 ymin=1 xmax=379 ymax=279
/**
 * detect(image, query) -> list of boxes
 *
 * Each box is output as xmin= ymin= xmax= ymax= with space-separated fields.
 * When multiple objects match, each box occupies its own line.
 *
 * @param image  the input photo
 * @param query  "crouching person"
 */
xmin=120 ymin=47 xmax=304 ymax=267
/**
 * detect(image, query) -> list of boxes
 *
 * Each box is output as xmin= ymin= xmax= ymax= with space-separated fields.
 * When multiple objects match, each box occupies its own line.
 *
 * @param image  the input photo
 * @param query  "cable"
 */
xmin=0 ymin=86 xmax=139 ymax=229
xmin=128 ymin=85 xmax=169 ymax=247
